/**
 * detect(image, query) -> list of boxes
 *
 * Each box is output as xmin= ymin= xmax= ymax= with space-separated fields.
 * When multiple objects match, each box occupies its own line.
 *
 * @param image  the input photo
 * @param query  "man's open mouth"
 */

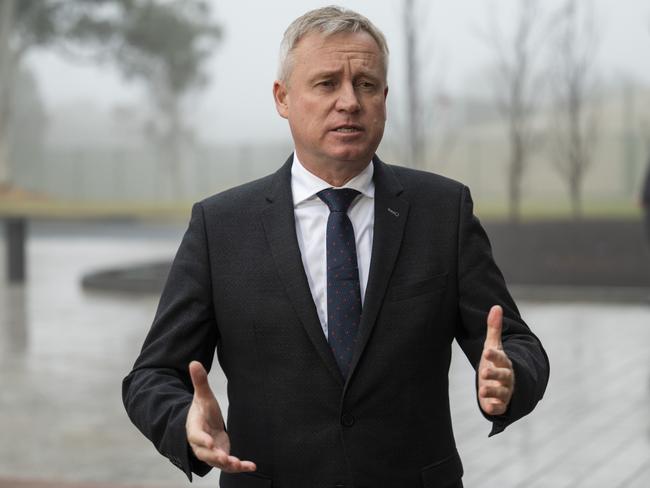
xmin=333 ymin=125 xmax=363 ymax=133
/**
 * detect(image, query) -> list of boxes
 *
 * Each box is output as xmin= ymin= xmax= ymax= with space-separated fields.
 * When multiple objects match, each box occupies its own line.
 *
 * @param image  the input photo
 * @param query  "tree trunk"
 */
xmin=165 ymin=97 xmax=184 ymax=199
xmin=404 ymin=0 xmax=422 ymax=169
xmin=0 ymin=119 xmax=10 ymax=187
xmin=569 ymin=158 xmax=582 ymax=219
xmin=0 ymin=0 xmax=16 ymax=187
xmin=508 ymin=128 xmax=524 ymax=223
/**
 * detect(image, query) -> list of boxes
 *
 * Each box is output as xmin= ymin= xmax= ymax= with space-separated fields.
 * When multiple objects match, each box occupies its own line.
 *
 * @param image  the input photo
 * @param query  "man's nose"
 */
xmin=335 ymin=82 xmax=361 ymax=113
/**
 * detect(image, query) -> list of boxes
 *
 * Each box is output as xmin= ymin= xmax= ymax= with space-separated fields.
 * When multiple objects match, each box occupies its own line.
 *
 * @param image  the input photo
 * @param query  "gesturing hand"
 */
xmin=478 ymin=305 xmax=515 ymax=416
xmin=186 ymin=361 xmax=256 ymax=473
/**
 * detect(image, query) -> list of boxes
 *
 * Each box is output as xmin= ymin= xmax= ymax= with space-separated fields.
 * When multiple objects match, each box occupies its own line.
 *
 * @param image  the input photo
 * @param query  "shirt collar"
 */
xmin=291 ymin=152 xmax=375 ymax=207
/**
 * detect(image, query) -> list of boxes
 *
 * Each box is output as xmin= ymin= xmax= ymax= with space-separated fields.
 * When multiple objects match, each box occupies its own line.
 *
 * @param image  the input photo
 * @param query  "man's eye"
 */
xmin=357 ymin=81 xmax=376 ymax=89
xmin=318 ymin=80 xmax=335 ymax=88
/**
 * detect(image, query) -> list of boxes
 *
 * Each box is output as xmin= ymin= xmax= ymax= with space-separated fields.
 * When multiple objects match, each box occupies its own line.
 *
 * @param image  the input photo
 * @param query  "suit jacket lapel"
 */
xmin=260 ymin=156 xmax=344 ymax=385
xmin=346 ymin=157 xmax=409 ymax=386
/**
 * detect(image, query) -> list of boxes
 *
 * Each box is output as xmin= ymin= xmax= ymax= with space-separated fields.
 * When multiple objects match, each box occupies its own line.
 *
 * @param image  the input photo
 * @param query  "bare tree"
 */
xmin=642 ymin=16 xmax=650 ymax=177
xmin=481 ymin=0 xmax=548 ymax=222
xmin=0 ymin=0 xmax=18 ymax=188
xmin=403 ymin=0 xmax=422 ymax=168
xmin=401 ymin=0 xmax=458 ymax=171
xmin=548 ymin=0 xmax=599 ymax=218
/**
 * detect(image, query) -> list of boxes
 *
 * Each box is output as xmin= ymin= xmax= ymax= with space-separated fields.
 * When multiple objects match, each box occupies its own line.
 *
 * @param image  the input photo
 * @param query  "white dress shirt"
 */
xmin=291 ymin=153 xmax=375 ymax=339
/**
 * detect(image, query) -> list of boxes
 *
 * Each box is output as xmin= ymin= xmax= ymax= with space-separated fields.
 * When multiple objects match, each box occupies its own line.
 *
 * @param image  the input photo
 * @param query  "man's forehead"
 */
xmin=292 ymin=31 xmax=383 ymax=72
xmin=294 ymin=31 xmax=381 ymax=58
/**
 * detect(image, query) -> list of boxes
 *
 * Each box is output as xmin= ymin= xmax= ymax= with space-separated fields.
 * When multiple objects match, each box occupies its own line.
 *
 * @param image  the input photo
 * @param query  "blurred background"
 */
xmin=1 ymin=1 xmax=649 ymax=487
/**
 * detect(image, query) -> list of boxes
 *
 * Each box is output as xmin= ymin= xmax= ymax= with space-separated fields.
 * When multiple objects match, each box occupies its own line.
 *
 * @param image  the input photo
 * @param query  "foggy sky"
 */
xmin=26 ymin=0 xmax=650 ymax=144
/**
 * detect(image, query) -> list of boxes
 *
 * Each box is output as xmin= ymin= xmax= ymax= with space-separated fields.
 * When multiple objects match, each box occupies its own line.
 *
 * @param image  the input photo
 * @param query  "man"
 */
xmin=123 ymin=6 xmax=549 ymax=488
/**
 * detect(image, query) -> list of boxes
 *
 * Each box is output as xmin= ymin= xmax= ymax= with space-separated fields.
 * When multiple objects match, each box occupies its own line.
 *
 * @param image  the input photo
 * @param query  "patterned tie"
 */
xmin=317 ymin=188 xmax=362 ymax=378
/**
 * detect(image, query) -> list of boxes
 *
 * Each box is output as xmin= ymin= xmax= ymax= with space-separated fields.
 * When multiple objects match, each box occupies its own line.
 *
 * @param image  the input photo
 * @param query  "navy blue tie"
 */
xmin=317 ymin=188 xmax=362 ymax=378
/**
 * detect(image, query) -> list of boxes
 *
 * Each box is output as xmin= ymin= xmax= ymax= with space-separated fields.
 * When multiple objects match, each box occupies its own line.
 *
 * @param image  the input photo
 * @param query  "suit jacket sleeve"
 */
xmin=454 ymin=186 xmax=549 ymax=436
xmin=122 ymin=202 xmax=216 ymax=480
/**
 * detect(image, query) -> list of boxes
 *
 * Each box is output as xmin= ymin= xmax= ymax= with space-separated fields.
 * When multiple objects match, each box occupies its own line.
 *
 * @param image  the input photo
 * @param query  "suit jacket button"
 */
xmin=341 ymin=413 xmax=355 ymax=427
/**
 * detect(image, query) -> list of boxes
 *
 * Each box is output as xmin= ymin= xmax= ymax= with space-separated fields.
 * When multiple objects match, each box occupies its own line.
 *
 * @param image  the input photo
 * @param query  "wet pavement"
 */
xmin=1 ymin=221 xmax=649 ymax=487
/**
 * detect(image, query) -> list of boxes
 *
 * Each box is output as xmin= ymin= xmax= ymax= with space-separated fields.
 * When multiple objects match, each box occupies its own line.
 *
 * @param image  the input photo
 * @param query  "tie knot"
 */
xmin=317 ymin=188 xmax=360 ymax=213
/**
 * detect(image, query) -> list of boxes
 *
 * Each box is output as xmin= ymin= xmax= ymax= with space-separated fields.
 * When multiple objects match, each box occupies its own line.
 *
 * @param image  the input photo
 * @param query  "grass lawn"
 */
xmin=475 ymin=199 xmax=643 ymax=221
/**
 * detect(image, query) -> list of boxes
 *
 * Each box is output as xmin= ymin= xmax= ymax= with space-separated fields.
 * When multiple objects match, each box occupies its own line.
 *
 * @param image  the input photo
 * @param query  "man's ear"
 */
xmin=273 ymin=80 xmax=289 ymax=119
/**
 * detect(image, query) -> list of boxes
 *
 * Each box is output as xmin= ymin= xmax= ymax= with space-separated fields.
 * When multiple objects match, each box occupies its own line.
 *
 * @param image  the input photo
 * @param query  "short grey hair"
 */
xmin=277 ymin=5 xmax=389 ymax=83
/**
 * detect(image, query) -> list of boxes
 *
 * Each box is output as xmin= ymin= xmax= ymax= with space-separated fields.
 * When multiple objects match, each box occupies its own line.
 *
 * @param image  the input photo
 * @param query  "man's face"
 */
xmin=274 ymin=31 xmax=388 ymax=171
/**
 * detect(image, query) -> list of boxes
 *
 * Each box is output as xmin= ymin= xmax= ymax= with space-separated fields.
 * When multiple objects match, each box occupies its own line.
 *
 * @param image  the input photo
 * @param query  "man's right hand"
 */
xmin=186 ymin=361 xmax=257 ymax=473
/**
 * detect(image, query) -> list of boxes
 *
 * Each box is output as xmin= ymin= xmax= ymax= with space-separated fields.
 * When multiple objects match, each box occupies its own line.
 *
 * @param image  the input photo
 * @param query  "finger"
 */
xmin=193 ymin=447 xmax=257 ymax=472
xmin=221 ymin=459 xmax=257 ymax=473
xmin=481 ymin=401 xmax=507 ymax=416
xmin=483 ymin=348 xmax=512 ymax=368
xmin=485 ymin=305 xmax=503 ymax=349
xmin=479 ymin=385 xmax=511 ymax=402
xmin=481 ymin=366 xmax=513 ymax=384
xmin=236 ymin=460 xmax=257 ymax=472
xmin=192 ymin=446 xmax=232 ymax=468
xmin=189 ymin=360 xmax=215 ymax=401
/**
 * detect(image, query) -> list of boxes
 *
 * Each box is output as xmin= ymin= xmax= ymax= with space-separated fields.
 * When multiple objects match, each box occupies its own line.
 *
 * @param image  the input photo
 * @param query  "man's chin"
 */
xmin=325 ymin=147 xmax=374 ymax=165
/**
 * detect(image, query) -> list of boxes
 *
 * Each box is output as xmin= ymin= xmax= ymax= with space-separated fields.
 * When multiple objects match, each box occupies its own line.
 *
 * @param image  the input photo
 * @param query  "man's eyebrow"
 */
xmin=355 ymin=69 xmax=381 ymax=79
xmin=309 ymin=68 xmax=380 ymax=81
xmin=308 ymin=69 xmax=342 ymax=80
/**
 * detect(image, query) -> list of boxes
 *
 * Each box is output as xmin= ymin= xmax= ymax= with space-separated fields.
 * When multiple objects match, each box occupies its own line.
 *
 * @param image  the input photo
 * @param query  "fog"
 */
xmin=3 ymin=0 xmax=650 ymax=209
xmin=26 ymin=0 xmax=650 ymax=145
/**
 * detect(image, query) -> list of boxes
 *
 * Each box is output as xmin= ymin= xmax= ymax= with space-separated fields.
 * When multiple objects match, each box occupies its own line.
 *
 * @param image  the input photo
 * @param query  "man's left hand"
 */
xmin=478 ymin=305 xmax=515 ymax=416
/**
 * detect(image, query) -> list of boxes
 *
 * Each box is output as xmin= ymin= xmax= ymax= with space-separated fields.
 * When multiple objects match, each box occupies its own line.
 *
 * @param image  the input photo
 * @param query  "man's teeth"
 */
xmin=336 ymin=127 xmax=359 ymax=132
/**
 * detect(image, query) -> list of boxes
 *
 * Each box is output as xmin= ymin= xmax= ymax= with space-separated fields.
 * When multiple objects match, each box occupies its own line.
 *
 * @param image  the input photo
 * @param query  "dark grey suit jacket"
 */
xmin=123 ymin=156 xmax=549 ymax=488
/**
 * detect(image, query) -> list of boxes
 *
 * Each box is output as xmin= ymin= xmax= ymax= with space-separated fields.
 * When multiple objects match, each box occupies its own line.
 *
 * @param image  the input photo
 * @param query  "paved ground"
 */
xmin=1 ymin=222 xmax=649 ymax=487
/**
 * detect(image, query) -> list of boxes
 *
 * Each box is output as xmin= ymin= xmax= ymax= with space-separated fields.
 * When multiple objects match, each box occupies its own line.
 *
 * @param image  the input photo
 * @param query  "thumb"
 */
xmin=189 ymin=360 xmax=214 ymax=401
xmin=485 ymin=305 xmax=503 ymax=349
